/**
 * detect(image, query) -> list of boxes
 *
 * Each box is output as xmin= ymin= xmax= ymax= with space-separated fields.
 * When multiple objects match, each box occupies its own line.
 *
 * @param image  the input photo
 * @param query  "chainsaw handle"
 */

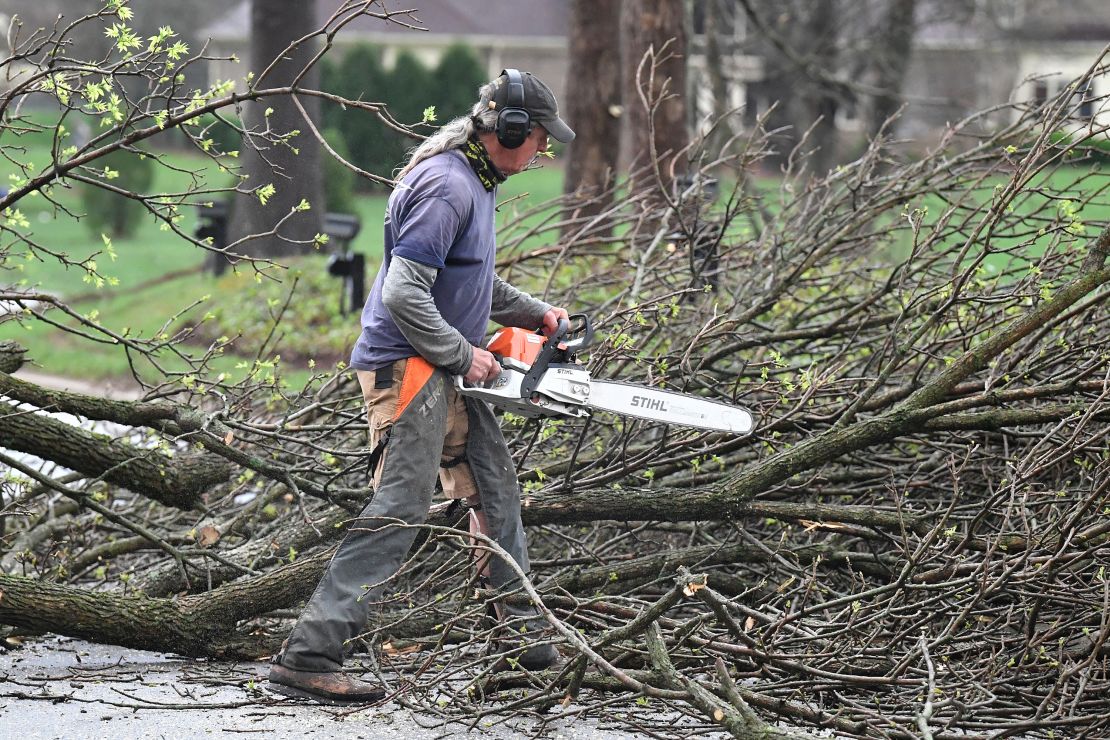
xmin=520 ymin=318 xmax=569 ymax=398
xmin=562 ymin=313 xmax=594 ymax=352
xmin=549 ymin=317 xmax=570 ymax=342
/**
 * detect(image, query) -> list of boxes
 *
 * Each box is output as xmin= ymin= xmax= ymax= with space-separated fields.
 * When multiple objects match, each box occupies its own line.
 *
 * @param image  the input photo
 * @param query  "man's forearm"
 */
xmin=489 ymin=275 xmax=551 ymax=329
xmin=381 ymin=256 xmax=473 ymax=374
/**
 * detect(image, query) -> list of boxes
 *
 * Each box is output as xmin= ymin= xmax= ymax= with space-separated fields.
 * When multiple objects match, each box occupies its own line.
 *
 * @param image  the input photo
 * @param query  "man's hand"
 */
xmin=465 ymin=347 xmax=502 ymax=383
xmin=541 ymin=307 xmax=570 ymax=336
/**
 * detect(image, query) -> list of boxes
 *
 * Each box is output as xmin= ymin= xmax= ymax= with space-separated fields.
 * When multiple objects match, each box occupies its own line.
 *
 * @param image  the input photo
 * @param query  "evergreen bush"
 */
xmin=431 ymin=44 xmax=488 ymax=122
xmin=79 ymin=148 xmax=156 ymax=237
xmin=1048 ymin=131 xmax=1110 ymax=163
xmin=322 ymin=127 xmax=357 ymax=215
xmin=320 ymin=45 xmax=398 ymax=190
xmin=195 ymin=113 xmax=242 ymax=155
xmin=319 ymin=43 xmax=487 ymax=186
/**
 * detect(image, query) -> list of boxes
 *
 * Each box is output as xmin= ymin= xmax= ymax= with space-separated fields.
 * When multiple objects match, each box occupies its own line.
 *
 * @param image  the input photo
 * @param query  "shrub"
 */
xmin=431 ymin=44 xmax=487 ymax=122
xmin=201 ymin=258 xmax=356 ymax=365
xmin=319 ymin=43 xmax=487 ymax=186
xmin=1047 ymin=131 xmax=1110 ymax=163
xmin=79 ymin=148 xmax=156 ymax=238
xmin=322 ymin=44 xmax=400 ymax=189
xmin=322 ymin=127 xmax=357 ymax=215
xmin=188 ymin=113 xmax=242 ymax=155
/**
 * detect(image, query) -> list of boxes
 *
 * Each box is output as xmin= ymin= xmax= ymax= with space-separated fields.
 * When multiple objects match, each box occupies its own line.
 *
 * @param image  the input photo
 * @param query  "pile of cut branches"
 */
xmin=4 ymin=5 xmax=1110 ymax=737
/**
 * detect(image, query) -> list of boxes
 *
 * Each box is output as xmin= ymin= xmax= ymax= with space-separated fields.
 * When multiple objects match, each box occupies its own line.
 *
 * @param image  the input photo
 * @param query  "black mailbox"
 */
xmin=323 ymin=213 xmax=361 ymax=250
xmin=326 ymin=251 xmax=366 ymax=315
xmin=195 ymin=201 xmax=231 ymax=275
xmin=195 ymin=203 xmax=366 ymax=313
xmin=322 ymin=213 xmax=365 ymax=315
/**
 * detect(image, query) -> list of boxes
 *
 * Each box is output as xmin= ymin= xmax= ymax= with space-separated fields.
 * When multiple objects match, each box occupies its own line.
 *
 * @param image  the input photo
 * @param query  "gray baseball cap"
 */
xmin=491 ymin=70 xmax=576 ymax=143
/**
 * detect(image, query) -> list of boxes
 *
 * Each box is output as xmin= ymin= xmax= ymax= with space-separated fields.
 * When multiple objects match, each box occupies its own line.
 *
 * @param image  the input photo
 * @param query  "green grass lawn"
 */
xmin=1 ymin=128 xmax=566 ymax=386
xmin=7 ymin=115 xmax=1104 ymax=389
xmin=883 ymin=164 xmax=1110 ymax=276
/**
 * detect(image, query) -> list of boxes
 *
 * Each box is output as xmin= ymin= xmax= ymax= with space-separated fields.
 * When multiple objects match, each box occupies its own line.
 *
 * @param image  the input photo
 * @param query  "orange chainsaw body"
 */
xmin=459 ymin=315 xmax=753 ymax=433
xmin=486 ymin=327 xmax=548 ymax=366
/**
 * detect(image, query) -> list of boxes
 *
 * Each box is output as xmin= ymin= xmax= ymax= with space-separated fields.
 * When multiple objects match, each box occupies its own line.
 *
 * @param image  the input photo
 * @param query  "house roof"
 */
xmin=201 ymin=0 xmax=570 ymax=43
xmin=914 ymin=0 xmax=1110 ymax=47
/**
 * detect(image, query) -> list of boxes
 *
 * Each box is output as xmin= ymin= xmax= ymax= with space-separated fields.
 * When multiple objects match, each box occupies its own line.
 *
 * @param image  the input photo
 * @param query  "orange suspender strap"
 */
xmin=393 ymin=356 xmax=437 ymax=420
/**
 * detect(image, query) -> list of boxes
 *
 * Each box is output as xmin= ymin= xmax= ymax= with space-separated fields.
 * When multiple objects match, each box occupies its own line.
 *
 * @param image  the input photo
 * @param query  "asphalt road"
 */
xmin=0 ymin=636 xmax=709 ymax=740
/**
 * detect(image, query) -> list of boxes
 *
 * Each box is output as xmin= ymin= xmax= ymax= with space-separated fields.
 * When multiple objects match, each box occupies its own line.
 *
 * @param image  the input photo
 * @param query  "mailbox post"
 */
xmin=322 ymin=213 xmax=364 ymax=315
xmin=195 ymin=205 xmax=367 ymax=314
xmin=195 ymin=201 xmax=231 ymax=275
xmin=325 ymin=251 xmax=365 ymax=315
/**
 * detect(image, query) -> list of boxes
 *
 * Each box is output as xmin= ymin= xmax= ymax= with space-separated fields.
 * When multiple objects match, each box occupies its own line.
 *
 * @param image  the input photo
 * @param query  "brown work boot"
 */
xmin=513 ymin=640 xmax=561 ymax=671
xmin=475 ymin=577 xmax=561 ymax=672
xmin=488 ymin=609 xmax=561 ymax=671
xmin=267 ymin=663 xmax=386 ymax=704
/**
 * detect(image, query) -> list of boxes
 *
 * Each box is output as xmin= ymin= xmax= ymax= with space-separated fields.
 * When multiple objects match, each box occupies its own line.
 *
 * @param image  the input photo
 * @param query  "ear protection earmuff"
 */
xmin=495 ymin=68 xmax=531 ymax=149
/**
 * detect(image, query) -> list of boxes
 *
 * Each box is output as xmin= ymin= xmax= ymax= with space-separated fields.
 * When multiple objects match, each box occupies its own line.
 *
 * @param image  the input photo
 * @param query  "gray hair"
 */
xmin=395 ymin=80 xmax=501 ymax=180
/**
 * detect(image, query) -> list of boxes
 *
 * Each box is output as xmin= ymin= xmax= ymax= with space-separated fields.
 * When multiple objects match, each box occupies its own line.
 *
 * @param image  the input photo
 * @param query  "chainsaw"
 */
xmin=456 ymin=314 xmax=754 ymax=434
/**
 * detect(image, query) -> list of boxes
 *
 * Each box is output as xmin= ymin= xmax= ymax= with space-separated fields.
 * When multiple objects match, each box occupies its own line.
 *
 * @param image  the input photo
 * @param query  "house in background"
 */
xmin=687 ymin=0 xmax=1109 ymax=150
xmin=199 ymin=0 xmax=571 ymax=101
xmin=900 ymin=0 xmax=1110 ymax=141
xmin=200 ymin=0 xmax=1107 ymax=153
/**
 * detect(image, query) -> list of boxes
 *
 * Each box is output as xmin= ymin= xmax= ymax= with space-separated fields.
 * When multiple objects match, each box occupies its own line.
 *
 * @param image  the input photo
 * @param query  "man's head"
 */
xmin=475 ymin=69 xmax=574 ymax=176
xmin=487 ymin=69 xmax=575 ymax=149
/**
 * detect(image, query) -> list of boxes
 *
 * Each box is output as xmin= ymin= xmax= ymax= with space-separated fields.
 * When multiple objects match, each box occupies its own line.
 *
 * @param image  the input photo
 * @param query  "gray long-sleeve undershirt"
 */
xmin=381 ymin=256 xmax=551 ymax=376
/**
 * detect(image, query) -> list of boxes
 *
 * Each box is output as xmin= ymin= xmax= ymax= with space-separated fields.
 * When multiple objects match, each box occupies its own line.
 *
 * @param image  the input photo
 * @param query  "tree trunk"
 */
xmin=745 ymin=0 xmax=841 ymax=176
xmin=620 ymin=0 xmax=690 ymax=193
xmin=227 ymin=0 xmax=324 ymax=259
xmin=0 ymin=405 xmax=229 ymax=510
xmin=0 ymin=499 xmax=909 ymax=658
xmin=867 ymin=0 xmax=917 ymax=139
xmin=0 ymin=341 xmax=26 ymax=373
xmin=702 ymin=0 xmax=735 ymax=156
xmin=0 ymin=549 xmax=330 ymax=658
xmin=562 ymin=0 xmax=622 ymax=236
xmin=800 ymin=0 xmax=839 ymax=176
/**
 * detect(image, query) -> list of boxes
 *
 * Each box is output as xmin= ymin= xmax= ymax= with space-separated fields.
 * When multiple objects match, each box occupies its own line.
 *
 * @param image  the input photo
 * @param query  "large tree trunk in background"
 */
xmin=867 ymin=0 xmax=917 ymax=139
xmin=803 ymin=0 xmax=840 ymax=177
xmin=620 ymin=0 xmax=690 ymax=193
xmin=702 ymin=0 xmax=735 ymax=156
xmin=562 ymin=0 xmax=622 ymax=237
xmin=228 ymin=0 xmax=324 ymax=259
xmin=745 ymin=0 xmax=841 ymax=177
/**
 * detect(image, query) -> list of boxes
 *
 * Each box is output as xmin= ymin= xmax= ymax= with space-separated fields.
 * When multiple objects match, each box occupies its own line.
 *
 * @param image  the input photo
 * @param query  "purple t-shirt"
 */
xmin=350 ymin=150 xmax=496 ymax=370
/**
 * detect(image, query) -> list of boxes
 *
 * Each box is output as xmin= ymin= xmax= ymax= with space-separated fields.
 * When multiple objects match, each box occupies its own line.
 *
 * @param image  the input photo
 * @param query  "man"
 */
xmin=267 ymin=70 xmax=575 ymax=704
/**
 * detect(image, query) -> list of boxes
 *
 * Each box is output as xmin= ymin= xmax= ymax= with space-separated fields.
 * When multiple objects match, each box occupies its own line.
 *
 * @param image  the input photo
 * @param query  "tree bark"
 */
xmin=620 ymin=0 xmax=690 ymax=192
xmin=0 ymin=370 xmax=310 ymax=509
xmin=0 ymin=405 xmax=229 ymax=510
xmin=800 ymin=0 xmax=839 ymax=176
xmin=226 ymin=0 xmax=324 ymax=259
xmin=562 ymin=0 xmax=622 ymax=234
xmin=702 ymin=0 xmax=735 ymax=156
xmin=0 ymin=549 xmax=329 ymax=658
xmin=0 ymin=341 xmax=25 ymax=373
xmin=867 ymin=0 xmax=917 ymax=139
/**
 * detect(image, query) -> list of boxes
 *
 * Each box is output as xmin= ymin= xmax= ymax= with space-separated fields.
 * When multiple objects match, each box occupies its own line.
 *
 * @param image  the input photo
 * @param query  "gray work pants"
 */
xmin=278 ymin=365 xmax=533 ymax=672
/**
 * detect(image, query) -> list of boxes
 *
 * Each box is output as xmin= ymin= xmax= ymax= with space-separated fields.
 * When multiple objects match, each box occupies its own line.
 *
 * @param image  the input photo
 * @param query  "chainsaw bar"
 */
xmin=586 ymin=380 xmax=754 ymax=434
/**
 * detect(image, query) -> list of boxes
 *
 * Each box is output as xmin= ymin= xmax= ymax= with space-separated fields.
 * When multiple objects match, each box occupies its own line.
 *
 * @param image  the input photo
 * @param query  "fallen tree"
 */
xmin=3 ymin=5 xmax=1110 ymax=738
